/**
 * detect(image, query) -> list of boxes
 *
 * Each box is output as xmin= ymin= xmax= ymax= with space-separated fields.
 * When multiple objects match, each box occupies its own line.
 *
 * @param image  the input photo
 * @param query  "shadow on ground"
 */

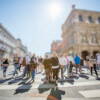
xmin=79 ymin=73 xmax=89 ymax=79
xmin=14 ymin=78 xmax=32 ymax=95
xmin=47 ymin=87 xmax=65 ymax=100
xmin=38 ymin=82 xmax=56 ymax=93
xmin=0 ymin=77 xmax=12 ymax=84
xmin=8 ymin=77 xmax=23 ymax=84
xmin=38 ymin=82 xmax=65 ymax=100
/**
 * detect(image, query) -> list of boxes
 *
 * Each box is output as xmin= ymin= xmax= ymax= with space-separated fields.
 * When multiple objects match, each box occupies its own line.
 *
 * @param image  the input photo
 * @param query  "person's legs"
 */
xmin=97 ymin=64 xmax=100 ymax=70
xmin=76 ymin=64 xmax=78 ymax=74
xmin=61 ymin=67 xmax=64 ymax=80
xmin=23 ymin=66 xmax=27 ymax=77
xmin=90 ymin=67 xmax=93 ymax=75
xmin=56 ymin=68 xmax=59 ymax=80
xmin=26 ymin=65 xmax=29 ymax=78
xmin=31 ymin=70 xmax=35 ymax=81
xmin=50 ymin=69 xmax=53 ymax=81
xmin=52 ymin=69 xmax=56 ymax=81
xmin=19 ymin=64 xmax=21 ymax=71
xmin=63 ymin=65 xmax=67 ymax=73
xmin=67 ymin=64 xmax=70 ymax=77
xmin=94 ymin=64 xmax=98 ymax=78
xmin=3 ymin=67 xmax=7 ymax=77
xmin=52 ymin=69 xmax=56 ymax=85
xmin=79 ymin=64 xmax=82 ymax=73
xmin=13 ymin=64 xmax=18 ymax=76
xmin=69 ymin=63 xmax=73 ymax=76
xmin=45 ymin=69 xmax=49 ymax=82
xmin=49 ymin=69 xmax=52 ymax=82
xmin=55 ymin=69 xmax=59 ymax=85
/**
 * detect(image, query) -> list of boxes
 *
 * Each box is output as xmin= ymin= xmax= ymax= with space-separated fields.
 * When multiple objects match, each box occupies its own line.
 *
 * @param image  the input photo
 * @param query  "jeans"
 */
xmin=31 ymin=70 xmax=35 ymax=80
xmin=13 ymin=64 xmax=19 ymax=76
xmin=3 ymin=66 xmax=7 ymax=77
xmin=23 ymin=66 xmax=28 ymax=77
xmin=63 ymin=65 xmax=67 ymax=73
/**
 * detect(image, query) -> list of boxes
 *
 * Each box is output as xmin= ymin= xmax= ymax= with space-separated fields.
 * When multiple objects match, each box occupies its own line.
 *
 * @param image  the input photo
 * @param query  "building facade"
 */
xmin=15 ymin=39 xmax=28 ymax=57
xmin=51 ymin=40 xmax=63 ymax=54
xmin=0 ymin=24 xmax=28 ymax=59
xmin=62 ymin=8 xmax=100 ymax=59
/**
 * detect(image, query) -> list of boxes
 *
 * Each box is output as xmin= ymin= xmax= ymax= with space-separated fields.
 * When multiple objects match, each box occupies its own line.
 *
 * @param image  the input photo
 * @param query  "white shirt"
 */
xmin=25 ymin=56 xmax=30 ymax=64
xmin=59 ymin=56 xmax=67 ymax=66
xmin=97 ymin=54 xmax=100 ymax=64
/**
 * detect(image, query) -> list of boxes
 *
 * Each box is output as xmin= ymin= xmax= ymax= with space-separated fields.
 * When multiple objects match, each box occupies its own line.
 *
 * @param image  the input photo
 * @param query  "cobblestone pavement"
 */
xmin=0 ymin=65 xmax=100 ymax=100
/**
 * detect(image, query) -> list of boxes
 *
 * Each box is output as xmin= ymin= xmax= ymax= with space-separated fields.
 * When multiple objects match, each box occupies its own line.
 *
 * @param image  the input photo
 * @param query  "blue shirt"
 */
xmin=74 ymin=56 xmax=81 ymax=64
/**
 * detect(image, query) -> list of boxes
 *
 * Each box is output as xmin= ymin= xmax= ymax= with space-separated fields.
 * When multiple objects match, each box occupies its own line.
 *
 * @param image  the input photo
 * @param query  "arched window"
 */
xmin=98 ymin=17 xmax=100 ymax=23
xmin=79 ymin=15 xmax=83 ymax=22
xmin=91 ymin=33 xmax=97 ymax=43
xmin=88 ymin=16 xmax=93 ymax=23
xmin=81 ymin=34 xmax=88 ymax=43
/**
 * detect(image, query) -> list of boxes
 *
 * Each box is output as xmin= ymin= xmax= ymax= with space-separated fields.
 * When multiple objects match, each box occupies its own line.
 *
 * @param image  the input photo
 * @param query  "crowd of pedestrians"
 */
xmin=0 ymin=52 xmax=100 ymax=85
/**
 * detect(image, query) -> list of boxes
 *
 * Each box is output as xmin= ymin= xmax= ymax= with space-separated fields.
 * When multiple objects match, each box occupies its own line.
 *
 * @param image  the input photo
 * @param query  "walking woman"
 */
xmin=58 ymin=54 xmax=67 ymax=81
xmin=30 ymin=57 xmax=37 ymax=83
xmin=89 ymin=56 xmax=98 ymax=79
xmin=21 ymin=57 xmax=27 ymax=78
xmin=2 ymin=58 xmax=9 ymax=78
xmin=85 ymin=56 xmax=90 ymax=73
xmin=13 ymin=56 xmax=19 ymax=78
xmin=50 ymin=53 xmax=60 ymax=85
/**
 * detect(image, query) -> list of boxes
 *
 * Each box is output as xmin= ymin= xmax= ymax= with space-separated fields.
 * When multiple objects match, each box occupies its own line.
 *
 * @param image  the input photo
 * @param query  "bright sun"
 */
xmin=48 ymin=2 xmax=62 ymax=19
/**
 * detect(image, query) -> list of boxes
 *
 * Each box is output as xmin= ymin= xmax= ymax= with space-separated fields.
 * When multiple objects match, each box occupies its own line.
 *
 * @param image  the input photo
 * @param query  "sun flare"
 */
xmin=48 ymin=2 xmax=62 ymax=19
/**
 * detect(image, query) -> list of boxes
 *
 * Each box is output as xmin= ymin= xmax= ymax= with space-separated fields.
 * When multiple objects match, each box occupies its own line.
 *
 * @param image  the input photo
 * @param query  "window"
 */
xmin=98 ymin=17 xmax=100 ymax=23
xmin=68 ymin=33 xmax=75 ymax=45
xmin=79 ymin=15 xmax=83 ymax=22
xmin=88 ymin=16 xmax=94 ymax=23
xmin=91 ymin=33 xmax=97 ymax=44
xmin=81 ymin=34 xmax=88 ymax=43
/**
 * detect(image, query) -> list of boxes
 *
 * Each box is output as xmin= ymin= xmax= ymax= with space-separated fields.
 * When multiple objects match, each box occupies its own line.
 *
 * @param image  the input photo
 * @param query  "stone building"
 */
xmin=15 ymin=39 xmax=28 ymax=57
xmin=0 ymin=23 xmax=28 ymax=59
xmin=62 ymin=8 xmax=100 ymax=59
xmin=51 ymin=40 xmax=63 ymax=54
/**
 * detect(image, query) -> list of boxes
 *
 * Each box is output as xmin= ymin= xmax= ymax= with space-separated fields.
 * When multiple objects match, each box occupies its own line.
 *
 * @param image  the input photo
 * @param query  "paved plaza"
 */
xmin=0 ymin=65 xmax=100 ymax=100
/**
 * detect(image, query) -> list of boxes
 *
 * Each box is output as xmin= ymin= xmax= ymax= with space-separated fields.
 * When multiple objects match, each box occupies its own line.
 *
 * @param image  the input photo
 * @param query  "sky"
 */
xmin=0 ymin=0 xmax=100 ymax=56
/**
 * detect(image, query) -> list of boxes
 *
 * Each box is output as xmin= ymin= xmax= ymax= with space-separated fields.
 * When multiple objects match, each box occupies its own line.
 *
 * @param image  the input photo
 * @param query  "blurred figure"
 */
xmin=26 ymin=55 xmax=31 ymax=78
xmin=18 ymin=57 xmax=23 ymax=71
xmin=2 ymin=58 xmax=9 ymax=78
xmin=96 ymin=53 xmax=100 ymax=69
xmin=85 ymin=56 xmax=90 ymax=73
xmin=13 ymin=56 xmax=19 ymax=78
xmin=89 ymin=56 xmax=98 ymax=79
xmin=0 ymin=58 xmax=4 ymax=70
xmin=59 ymin=54 xmax=67 ymax=81
xmin=80 ymin=57 xmax=84 ymax=73
xmin=38 ymin=57 xmax=43 ymax=73
xmin=74 ymin=54 xmax=81 ymax=74
xmin=43 ymin=54 xmax=52 ymax=83
xmin=68 ymin=55 xmax=74 ymax=77
xmin=30 ymin=57 xmax=37 ymax=83
xmin=21 ymin=57 xmax=27 ymax=78
xmin=51 ymin=53 xmax=59 ymax=85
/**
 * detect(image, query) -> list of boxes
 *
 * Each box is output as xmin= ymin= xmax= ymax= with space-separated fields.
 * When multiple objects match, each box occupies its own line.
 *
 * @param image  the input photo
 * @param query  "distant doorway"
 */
xmin=81 ymin=51 xmax=90 ymax=60
xmin=93 ymin=51 xmax=99 ymax=58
